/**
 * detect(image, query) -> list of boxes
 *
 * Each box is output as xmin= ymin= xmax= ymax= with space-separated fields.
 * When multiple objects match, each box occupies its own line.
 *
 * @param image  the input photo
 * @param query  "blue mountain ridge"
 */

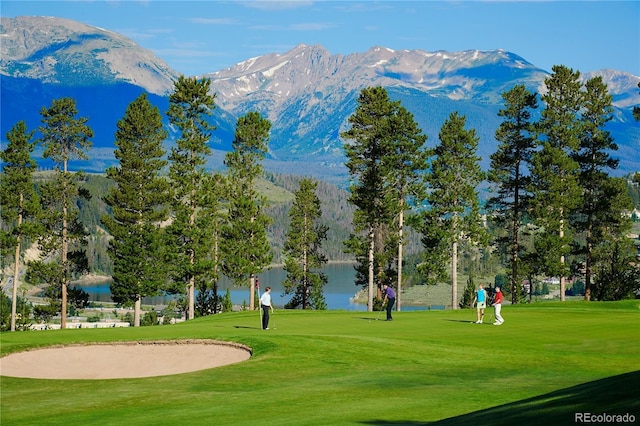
xmin=1 ymin=75 xmax=237 ymax=173
xmin=1 ymin=17 xmax=638 ymax=182
xmin=3 ymin=73 xmax=637 ymax=183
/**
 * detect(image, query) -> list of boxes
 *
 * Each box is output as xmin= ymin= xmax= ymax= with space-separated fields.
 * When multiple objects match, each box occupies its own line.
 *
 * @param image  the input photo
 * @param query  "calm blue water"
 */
xmin=78 ymin=263 xmax=369 ymax=311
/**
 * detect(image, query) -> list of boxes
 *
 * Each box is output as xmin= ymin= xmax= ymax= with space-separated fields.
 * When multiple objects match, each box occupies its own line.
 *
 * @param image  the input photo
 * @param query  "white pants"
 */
xmin=494 ymin=303 xmax=504 ymax=323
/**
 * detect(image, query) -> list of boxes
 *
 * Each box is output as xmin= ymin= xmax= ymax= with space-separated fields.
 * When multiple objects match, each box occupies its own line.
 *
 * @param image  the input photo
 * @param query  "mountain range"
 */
xmin=1 ymin=16 xmax=638 ymax=184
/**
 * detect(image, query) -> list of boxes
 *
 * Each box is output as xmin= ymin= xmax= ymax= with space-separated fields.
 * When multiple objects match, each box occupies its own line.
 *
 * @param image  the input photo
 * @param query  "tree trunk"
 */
xmin=512 ymin=168 xmax=521 ymax=304
xmin=188 ymin=274 xmax=195 ymax=320
xmin=214 ymin=237 xmax=220 ymax=313
xmin=559 ymin=218 xmax=565 ymax=302
xmin=11 ymin=227 xmax=21 ymax=332
xmin=397 ymin=208 xmax=403 ymax=312
xmin=249 ymin=215 xmax=256 ymax=311
xmin=188 ymin=205 xmax=196 ymax=320
xmin=134 ymin=297 xmax=141 ymax=327
xmin=452 ymin=240 xmax=458 ymax=310
xmin=61 ymin=164 xmax=68 ymax=330
xmin=250 ymin=275 xmax=256 ymax=311
xmin=303 ymin=247 xmax=309 ymax=309
xmin=511 ymin=199 xmax=520 ymax=304
xmin=368 ymin=226 xmax=374 ymax=312
xmin=584 ymin=221 xmax=593 ymax=301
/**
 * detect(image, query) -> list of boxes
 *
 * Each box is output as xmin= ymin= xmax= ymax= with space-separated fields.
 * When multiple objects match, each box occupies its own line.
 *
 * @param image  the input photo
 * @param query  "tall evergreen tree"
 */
xmin=487 ymin=85 xmax=538 ymax=303
xmin=222 ymin=111 xmax=273 ymax=310
xmin=282 ymin=178 xmax=328 ymax=309
xmin=415 ymin=112 xmax=486 ymax=309
xmin=102 ymin=93 xmax=170 ymax=327
xmin=530 ymin=65 xmax=583 ymax=301
xmin=341 ymin=87 xmax=397 ymax=311
xmin=591 ymin=217 xmax=639 ymax=301
xmin=382 ymin=105 xmax=429 ymax=310
xmin=36 ymin=97 xmax=93 ymax=328
xmin=571 ymin=75 xmax=628 ymax=301
xmin=195 ymin=172 xmax=228 ymax=316
xmin=0 ymin=121 xmax=42 ymax=331
xmin=166 ymin=76 xmax=216 ymax=320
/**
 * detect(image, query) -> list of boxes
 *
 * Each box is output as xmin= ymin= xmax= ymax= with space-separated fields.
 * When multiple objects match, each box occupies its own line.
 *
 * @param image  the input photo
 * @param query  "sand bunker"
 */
xmin=0 ymin=340 xmax=251 ymax=379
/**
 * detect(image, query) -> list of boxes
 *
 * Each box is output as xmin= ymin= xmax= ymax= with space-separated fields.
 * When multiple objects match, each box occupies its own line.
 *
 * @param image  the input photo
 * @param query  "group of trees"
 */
xmin=341 ymin=87 xmax=488 ymax=311
xmin=1 ymin=76 xmax=328 ymax=329
xmin=1 ymin=65 xmax=639 ymax=331
xmin=341 ymin=65 xmax=639 ymax=310
xmin=1 ymin=98 xmax=93 ymax=330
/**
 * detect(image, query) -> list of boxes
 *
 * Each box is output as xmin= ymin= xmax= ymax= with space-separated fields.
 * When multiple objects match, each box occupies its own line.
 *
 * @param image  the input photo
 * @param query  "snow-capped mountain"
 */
xmin=1 ymin=16 xmax=638 ymax=179
xmin=208 ymin=44 xmax=546 ymax=110
xmin=1 ymin=16 xmax=179 ymax=95
xmin=203 ymin=44 xmax=552 ymax=163
xmin=204 ymin=43 xmax=638 ymax=172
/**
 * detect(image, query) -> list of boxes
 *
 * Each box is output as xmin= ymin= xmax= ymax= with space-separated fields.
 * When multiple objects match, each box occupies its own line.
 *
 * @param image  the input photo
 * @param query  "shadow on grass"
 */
xmin=360 ymin=371 xmax=640 ymax=425
xmin=443 ymin=319 xmax=479 ymax=324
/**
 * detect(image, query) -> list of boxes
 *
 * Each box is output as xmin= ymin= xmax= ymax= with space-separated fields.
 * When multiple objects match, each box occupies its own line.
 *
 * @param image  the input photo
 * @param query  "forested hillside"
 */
xmin=55 ymin=172 xmax=358 ymax=277
xmin=18 ymin=167 xmax=640 ymax=269
xmin=29 ymin=170 xmax=639 ymax=279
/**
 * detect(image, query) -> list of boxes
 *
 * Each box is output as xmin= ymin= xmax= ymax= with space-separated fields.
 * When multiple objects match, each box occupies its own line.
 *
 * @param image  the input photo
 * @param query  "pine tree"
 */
xmin=382 ymin=105 xmax=429 ymax=311
xmin=459 ymin=276 xmax=476 ymax=309
xmin=415 ymin=112 xmax=487 ymax=309
xmin=166 ymin=76 xmax=217 ymax=320
xmin=222 ymin=111 xmax=273 ymax=310
xmin=0 ymin=121 xmax=42 ymax=331
xmin=102 ymin=93 xmax=170 ymax=327
xmin=530 ymin=65 xmax=583 ymax=301
xmin=341 ymin=87 xmax=398 ymax=311
xmin=195 ymin=172 xmax=228 ymax=316
xmin=591 ymin=224 xmax=640 ymax=300
xmin=571 ymin=75 xmax=631 ymax=301
xmin=487 ymin=85 xmax=538 ymax=304
xmin=36 ymin=97 xmax=93 ymax=329
xmin=282 ymin=178 xmax=328 ymax=309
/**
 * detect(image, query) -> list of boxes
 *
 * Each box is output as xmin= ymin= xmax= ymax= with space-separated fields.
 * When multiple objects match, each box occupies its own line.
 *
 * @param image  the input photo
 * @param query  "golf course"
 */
xmin=1 ymin=300 xmax=639 ymax=425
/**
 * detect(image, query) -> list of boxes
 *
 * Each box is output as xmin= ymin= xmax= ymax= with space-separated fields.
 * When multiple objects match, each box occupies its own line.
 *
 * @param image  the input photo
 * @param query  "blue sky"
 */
xmin=3 ymin=1 xmax=639 ymax=77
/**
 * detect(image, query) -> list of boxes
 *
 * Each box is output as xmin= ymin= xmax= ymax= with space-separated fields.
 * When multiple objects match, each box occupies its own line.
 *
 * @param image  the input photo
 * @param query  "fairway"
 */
xmin=1 ymin=301 xmax=639 ymax=425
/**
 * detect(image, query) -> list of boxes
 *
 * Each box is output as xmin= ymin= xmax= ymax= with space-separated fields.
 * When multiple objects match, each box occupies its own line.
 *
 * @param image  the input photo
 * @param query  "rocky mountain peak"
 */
xmin=0 ymin=16 xmax=179 ymax=95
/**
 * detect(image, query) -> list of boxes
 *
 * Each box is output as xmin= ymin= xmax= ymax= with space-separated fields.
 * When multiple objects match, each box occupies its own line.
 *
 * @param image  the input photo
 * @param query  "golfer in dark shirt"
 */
xmin=382 ymin=284 xmax=396 ymax=321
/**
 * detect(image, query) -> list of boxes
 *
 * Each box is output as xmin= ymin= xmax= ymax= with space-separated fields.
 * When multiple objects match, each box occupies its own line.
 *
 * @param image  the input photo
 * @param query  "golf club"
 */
xmin=377 ymin=305 xmax=385 ymax=321
xmin=368 ymin=307 xmax=383 ymax=322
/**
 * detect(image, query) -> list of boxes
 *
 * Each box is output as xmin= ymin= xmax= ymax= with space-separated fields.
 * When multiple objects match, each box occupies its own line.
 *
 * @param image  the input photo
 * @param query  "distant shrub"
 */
xmin=141 ymin=310 xmax=158 ymax=326
xmin=123 ymin=312 xmax=134 ymax=326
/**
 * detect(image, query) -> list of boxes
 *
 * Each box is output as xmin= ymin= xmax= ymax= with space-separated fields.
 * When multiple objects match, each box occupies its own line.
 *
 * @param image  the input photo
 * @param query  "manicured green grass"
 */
xmin=2 ymin=301 xmax=639 ymax=425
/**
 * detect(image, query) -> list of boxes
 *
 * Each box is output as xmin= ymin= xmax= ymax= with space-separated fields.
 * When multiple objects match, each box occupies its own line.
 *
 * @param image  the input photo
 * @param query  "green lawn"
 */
xmin=1 ymin=301 xmax=639 ymax=425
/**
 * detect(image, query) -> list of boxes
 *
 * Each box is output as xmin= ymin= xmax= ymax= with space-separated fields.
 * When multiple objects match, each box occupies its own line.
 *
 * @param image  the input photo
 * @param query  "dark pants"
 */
xmin=386 ymin=298 xmax=395 ymax=320
xmin=261 ymin=305 xmax=270 ymax=329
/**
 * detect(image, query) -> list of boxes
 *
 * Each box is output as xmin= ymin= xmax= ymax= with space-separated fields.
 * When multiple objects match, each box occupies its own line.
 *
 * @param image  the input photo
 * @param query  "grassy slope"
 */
xmin=1 ymin=301 xmax=639 ymax=425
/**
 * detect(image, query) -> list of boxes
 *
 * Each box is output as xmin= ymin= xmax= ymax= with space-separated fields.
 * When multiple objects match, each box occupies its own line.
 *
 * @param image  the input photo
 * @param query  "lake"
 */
xmin=77 ymin=262 xmax=368 ymax=311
